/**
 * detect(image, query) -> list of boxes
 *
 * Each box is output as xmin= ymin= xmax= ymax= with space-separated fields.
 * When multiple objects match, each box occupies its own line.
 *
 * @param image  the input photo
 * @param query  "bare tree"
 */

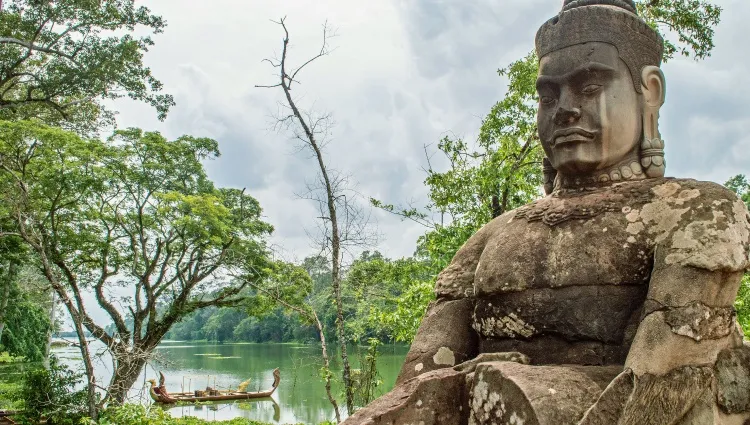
xmin=256 ymin=17 xmax=377 ymax=415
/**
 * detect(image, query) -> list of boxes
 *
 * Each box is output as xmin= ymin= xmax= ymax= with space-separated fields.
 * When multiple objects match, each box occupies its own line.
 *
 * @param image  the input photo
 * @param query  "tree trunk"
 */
xmin=313 ymin=310 xmax=341 ymax=422
xmin=69 ymin=313 xmax=99 ymax=421
xmin=43 ymin=290 xmax=57 ymax=368
xmin=268 ymin=21 xmax=356 ymax=415
xmin=330 ymin=213 xmax=354 ymax=414
xmin=106 ymin=353 xmax=149 ymax=405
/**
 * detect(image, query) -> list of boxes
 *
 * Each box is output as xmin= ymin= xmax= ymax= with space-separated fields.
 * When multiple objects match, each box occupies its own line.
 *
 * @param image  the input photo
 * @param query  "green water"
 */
xmin=51 ymin=341 xmax=409 ymax=424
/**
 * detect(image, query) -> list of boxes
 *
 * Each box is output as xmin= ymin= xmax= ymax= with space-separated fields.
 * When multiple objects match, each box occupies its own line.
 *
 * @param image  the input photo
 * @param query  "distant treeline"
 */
xmin=164 ymin=306 xmax=319 ymax=343
xmin=161 ymin=252 xmax=436 ymax=345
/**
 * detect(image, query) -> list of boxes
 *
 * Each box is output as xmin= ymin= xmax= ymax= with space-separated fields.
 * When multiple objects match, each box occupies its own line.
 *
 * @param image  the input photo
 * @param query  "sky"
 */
xmin=111 ymin=0 xmax=750 ymax=263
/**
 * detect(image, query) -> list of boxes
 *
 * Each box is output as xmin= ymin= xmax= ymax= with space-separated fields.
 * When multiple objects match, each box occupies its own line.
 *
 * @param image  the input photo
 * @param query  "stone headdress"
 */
xmin=536 ymin=0 xmax=667 ymax=193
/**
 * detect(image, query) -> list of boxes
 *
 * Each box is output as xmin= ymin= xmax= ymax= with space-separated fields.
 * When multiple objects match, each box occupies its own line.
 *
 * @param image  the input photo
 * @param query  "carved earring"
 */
xmin=640 ymin=66 xmax=666 ymax=178
xmin=543 ymin=157 xmax=557 ymax=195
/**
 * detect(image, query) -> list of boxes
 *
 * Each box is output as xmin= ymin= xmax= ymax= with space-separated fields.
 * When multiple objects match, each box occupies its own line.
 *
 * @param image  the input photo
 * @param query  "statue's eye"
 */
xmin=540 ymin=96 xmax=555 ymax=105
xmin=581 ymin=84 xmax=602 ymax=94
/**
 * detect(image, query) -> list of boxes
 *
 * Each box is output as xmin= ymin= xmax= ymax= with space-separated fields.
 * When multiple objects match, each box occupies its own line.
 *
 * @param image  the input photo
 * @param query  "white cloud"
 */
xmin=106 ymin=0 xmax=750 ymax=266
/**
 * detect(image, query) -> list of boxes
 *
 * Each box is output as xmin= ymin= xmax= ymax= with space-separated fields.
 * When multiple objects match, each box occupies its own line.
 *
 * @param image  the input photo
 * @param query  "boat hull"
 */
xmin=149 ymin=368 xmax=281 ymax=404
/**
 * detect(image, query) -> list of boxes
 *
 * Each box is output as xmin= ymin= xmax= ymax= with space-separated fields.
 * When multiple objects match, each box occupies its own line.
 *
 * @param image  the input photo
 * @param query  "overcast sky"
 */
xmin=110 ymin=0 xmax=750 ymax=263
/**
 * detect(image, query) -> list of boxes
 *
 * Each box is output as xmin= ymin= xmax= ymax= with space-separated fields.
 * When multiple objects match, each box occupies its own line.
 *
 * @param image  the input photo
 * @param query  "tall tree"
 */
xmin=0 ymin=121 xmax=272 ymax=416
xmin=0 ymin=0 xmax=174 ymax=134
xmin=256 ymin=18 xmax=376 ymax=416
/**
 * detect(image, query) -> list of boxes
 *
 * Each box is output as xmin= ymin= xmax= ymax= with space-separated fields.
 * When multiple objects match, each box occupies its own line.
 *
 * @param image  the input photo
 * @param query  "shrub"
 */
xmin=15 ymin=356 xmax=89 ymax=425
xmin=737 ymin=273 xmax=750 ymax=339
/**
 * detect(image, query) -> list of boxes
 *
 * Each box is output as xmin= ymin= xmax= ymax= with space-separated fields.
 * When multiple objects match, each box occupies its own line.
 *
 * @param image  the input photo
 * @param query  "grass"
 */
xmin=0 ymin=380 xmax=22 ymax=410
xmin=0 ymin=352 xmax=24 ymax=364
xmin=101 ymin=404 xmax=334 ymax=425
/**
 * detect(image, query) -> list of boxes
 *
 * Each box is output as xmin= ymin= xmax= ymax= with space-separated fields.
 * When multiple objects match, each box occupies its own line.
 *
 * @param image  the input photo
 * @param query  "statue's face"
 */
xmin=537 ymin=42 xmax=641 ymax=175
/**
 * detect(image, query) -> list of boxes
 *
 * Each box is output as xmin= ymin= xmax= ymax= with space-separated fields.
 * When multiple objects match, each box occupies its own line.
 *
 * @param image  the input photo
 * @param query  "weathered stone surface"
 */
xmin=480 ymin=335 xmax=630 ymax=366
xmin=675 ymin=390 xmax=717 ymax=425
xmin=341 ymin=367 xmax=469 ymax=425
xmin=468 ymin=362 xmax=620 ymax=425
xmin=663 ymin=301 xmax=735 ymax=342
xmin=396 ymin=298 xmax=477 ymax=384
xmin=618 ymin=366 xmax=713 ymax=425
xmin=453 ymin=352 xmax=530 ymax=374
xmin=578 ymin=369 xmax=635 ymax=425
xmin=473 ymin=286 xmax=646 ymax=343
xmin=715 ymin=345 xmax=750 ymax=414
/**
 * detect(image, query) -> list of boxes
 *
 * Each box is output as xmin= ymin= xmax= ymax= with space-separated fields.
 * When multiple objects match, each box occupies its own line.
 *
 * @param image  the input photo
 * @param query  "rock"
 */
xmin=578 ymin=369 xmax=635 ymax=425
xmin=396 ymin=298 xmax=477 ymax=384
xmin=715 ymin=345 xmax=750 ymax=415
xmin=342 ymin=367 xmax=470 ymax=425
xmin=468 ymin=362 xmax=621 ymax=425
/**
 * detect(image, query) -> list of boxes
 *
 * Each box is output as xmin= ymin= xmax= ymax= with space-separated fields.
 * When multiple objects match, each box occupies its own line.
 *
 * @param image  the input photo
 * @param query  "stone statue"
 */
xmin=344 ymin=0 xmax=750 ymax=424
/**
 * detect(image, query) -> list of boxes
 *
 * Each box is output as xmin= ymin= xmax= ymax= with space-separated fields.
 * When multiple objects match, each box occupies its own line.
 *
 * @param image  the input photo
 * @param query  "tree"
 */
xmin=256 ymin=18 xmax=377 ymax=416
xmin=343 ymin=252 xmax=435 ymax=344
xmin=0 ymin=220 xmax=53 ymax=362
xmin=373 ymin=0 xmax=724 ymax=342
xmin=0 ymin=265 xmax=52 ymax=362
xmin=0 ymin=0 xmax=174 ymax=134
xmin=0 ymin=121 xmax=273 ymax=417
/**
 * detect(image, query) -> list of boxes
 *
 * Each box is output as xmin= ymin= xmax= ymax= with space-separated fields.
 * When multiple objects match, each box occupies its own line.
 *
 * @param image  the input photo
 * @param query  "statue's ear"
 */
xmin=641 ymin=66 xmax=665 ymax=109
xmin=640 ymin=66 xmax=666 ymax=178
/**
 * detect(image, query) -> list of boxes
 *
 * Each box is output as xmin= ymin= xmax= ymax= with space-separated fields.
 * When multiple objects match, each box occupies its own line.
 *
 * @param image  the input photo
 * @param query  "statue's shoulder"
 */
xmin=627 ymin=177 xmax=750 ymax=272
xmin=435 ymin=209 xmax=522 ymax=299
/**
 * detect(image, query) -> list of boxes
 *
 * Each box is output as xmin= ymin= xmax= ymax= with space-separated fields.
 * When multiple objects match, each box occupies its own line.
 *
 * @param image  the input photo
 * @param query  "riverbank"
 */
xmin=1 ymin=405 xmax=335 ymax=425
xmin=2 ymin=342 xmax=408 ymax=423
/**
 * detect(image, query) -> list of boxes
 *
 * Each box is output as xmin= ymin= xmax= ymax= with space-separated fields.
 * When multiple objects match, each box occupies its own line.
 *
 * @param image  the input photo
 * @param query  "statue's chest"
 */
xmin=471 ymin=210 xmax=652 ymax=347
xmin=474 ymin=205 xmax=653 ymax=296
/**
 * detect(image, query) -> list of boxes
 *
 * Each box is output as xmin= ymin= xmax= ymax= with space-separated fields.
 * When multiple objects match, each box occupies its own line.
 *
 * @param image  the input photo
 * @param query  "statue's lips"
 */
xmin=552 ymin=128 xmax=596 ymax=146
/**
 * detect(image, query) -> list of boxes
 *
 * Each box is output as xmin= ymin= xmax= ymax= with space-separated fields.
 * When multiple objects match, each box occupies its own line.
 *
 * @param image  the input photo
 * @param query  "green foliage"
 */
xmin=0 ymin=0 xmax=174 ymax=133
xmin=0 ymin=243 xmax=52 ymax=362
xmin=0 ymin=119 xmax=274 ymax=403
xmin=100 ymin=404 xmax=311 ymax=425
xmin=0 ymin=351 xmax=23 ymax=363
xmin=737 ymin=274 xmax=749 ymax=339
xmin=725 ymin=174 xmax=750 ymax=209
xmin=344 ymin=253 xmax=435 ymax=343
xmin=351 ymin=338 xmax=383 ymax=408
xmin=0 ymin=294 xmax=50 ymax=361
xmin=15 ymin=356 xmax=89 ymax=425
xmin=637 ymin=0 xmax=722 ymax=61
xmin=165 ymin=260 xmax=323 ymax=345
xmin=0 ymin=378 xmax=23 ymax=410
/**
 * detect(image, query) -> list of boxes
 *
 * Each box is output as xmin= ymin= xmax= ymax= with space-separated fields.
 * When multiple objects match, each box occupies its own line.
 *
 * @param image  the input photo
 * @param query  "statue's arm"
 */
xmin=582 ymin=189 xmax=750 ymax=425
xmin=394 ymin=225 xmax=491 ymax=384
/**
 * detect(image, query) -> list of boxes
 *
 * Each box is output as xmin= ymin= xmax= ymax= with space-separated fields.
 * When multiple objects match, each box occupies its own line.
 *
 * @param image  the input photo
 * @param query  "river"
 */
xmin=51 ymin=340 xmax=409 ymax=424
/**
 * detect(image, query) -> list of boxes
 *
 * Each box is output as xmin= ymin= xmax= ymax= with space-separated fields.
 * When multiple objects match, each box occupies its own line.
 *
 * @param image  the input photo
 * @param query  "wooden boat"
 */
xmin=148 ymin=369 xmax=280 ymax=404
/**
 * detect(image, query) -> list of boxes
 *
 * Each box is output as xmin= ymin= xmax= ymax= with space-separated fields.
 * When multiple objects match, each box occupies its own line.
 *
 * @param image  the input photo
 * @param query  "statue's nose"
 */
xmin=554 ymin=106 xmax=582 ymax=125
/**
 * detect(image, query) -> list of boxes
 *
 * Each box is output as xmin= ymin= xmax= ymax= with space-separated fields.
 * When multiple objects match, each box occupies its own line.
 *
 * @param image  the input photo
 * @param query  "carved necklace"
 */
xmin=553 ymin=157 xmax=646 ymax=193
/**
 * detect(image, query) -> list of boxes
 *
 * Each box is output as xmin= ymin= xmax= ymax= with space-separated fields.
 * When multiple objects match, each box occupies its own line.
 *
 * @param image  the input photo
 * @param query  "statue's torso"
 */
xmin=448 ymin=178 xmax=746 ymax=365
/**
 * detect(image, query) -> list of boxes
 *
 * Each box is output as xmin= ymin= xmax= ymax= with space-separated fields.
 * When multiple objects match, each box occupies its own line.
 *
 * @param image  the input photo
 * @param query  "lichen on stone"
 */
xmin=663 ymin=301 xmax=735 ymax=342
xmin=433 ymin=347 xmax=456 ymax=366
